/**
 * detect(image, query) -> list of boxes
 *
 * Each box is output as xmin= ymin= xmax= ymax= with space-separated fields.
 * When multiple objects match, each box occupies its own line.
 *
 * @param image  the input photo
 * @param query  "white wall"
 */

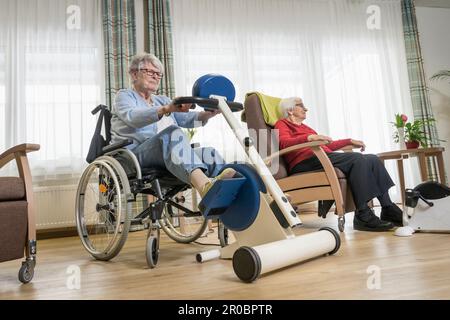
xmin=415 ymin=6 xmax=450 ymax=183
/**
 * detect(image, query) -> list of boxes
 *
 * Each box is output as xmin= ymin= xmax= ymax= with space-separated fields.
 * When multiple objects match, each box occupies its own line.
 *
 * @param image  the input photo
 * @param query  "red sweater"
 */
xmin=274 ymin=118 xmax=352 ymax=172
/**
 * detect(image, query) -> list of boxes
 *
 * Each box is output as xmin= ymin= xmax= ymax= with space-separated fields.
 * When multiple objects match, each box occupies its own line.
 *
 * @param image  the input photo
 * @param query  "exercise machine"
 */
xmin=173 ymin=74 xmax=341 ymax=282
xmin=403 ymin=181 xmax=450 ymax=233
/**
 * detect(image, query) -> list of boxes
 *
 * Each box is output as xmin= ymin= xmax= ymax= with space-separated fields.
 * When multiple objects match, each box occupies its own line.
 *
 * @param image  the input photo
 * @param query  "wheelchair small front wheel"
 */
xmin=75 ymin=157 xmax=132 ymax=261
xmin=146 ymin=236 xmax=159 ymax=268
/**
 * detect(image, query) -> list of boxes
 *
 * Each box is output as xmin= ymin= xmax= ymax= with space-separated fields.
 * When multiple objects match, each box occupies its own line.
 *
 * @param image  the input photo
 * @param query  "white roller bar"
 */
xmin=196 ymin=249 xmax=221 ymax=263
xmin=232 ymin=227 xmax=340 ymax=282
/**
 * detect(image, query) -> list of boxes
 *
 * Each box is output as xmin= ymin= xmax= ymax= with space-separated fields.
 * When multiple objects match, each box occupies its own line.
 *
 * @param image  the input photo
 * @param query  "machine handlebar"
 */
xmin=172 ymin=96 xmax=243 ymax=112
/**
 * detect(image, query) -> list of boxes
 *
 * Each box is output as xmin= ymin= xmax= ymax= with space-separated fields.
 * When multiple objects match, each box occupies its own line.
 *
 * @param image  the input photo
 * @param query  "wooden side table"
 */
xmin=377 ymin=147 xmax=446 ymax=205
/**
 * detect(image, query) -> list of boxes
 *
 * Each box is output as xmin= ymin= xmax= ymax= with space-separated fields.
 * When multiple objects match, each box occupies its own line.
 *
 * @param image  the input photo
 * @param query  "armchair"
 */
xmin=244 ymin=93 xmax=357 ymax=231
xmin=0 ymin=143 xmax=40 ymax=283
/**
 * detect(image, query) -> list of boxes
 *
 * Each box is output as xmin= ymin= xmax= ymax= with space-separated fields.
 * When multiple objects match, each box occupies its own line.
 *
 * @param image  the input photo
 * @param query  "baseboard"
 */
xmin=37 ymin=227 xmax=79 ymax=240
xmin=36 ymin=222 xmax=149 ymax=240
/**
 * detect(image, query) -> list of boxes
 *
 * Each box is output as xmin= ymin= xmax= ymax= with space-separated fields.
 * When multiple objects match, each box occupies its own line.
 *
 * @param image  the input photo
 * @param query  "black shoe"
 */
xmin=380 ymin=204 xmax=403 ymax=227
xmin=353 ymin=208 xmax=394 ymax=232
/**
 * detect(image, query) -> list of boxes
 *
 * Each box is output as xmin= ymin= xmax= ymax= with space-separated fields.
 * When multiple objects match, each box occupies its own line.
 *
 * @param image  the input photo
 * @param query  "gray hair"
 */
xmin=128 ymin=53 xmax=164 ymax=76
xmin=278 ymin=97 xmax=302 ymax=118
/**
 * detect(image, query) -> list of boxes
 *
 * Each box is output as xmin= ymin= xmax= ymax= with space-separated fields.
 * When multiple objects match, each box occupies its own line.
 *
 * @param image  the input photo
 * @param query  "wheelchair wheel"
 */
xmin=146 ymin=236 xmax=159 ymax=268
xmin=75 ymin=156 xmax=132 ymax=261
xmin=146 ymin=222 xmax=160 ymax=268
xmin=159 ymin=194 xmax=208 ymax=243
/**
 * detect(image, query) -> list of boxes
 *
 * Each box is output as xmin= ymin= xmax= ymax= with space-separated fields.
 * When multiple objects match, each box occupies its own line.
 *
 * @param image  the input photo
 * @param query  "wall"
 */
xmin=415 ymin=6 xmax=450 ymax=182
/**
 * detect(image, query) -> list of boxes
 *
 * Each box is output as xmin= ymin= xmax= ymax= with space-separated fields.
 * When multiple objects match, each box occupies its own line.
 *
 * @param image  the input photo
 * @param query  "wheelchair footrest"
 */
xmin=198 ymin=177 xmax=247 ymax=219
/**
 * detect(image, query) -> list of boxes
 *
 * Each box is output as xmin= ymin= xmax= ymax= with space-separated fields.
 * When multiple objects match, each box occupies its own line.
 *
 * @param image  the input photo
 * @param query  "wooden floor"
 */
xmin=1 ymin=210 xmax=450 ymax=300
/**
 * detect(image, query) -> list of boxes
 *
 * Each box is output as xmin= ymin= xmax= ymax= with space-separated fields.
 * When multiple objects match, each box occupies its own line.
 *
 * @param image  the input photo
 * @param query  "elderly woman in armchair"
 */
xmin=274 ymin=97 xmax=402 ymax=232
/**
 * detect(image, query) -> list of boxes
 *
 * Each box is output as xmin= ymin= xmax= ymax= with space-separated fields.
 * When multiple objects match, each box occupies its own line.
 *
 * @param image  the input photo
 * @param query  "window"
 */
xmin=0 ymin=0 xmax=103 ymax=177
xmin=25 ymin=48 xmax=101 ymax=174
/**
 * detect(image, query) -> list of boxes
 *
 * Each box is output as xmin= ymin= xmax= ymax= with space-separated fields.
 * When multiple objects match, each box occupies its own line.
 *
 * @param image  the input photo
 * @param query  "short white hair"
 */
xmin=128 ymin=53 xmax=164 ymax=75
xmin=278 ymin=97 xmax=302 ymax=118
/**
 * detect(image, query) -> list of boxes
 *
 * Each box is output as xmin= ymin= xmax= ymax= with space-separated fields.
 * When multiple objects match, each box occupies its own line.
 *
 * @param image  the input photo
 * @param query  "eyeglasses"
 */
xmin=139 ymin=68 xmax=164 ymax=79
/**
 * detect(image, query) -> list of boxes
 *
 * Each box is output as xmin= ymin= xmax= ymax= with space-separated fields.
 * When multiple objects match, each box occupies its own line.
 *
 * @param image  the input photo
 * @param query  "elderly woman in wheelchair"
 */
xmin=112 ymin=53 xmax=236 ymax=197
xmin=75 ymin=53 xmax=235 ymax=267
xmin=275 ymin=97 xmax=403 ymax=232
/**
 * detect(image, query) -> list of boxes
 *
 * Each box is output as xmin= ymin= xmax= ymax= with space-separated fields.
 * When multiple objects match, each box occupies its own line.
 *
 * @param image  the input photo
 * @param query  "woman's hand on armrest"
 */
xmin=307 ymin=134 xmax=333 ymax=143
xmin=264 ymin=140 xmax=328 ymax=165
xmin=350 ymin=139 xmax=366 ymax=152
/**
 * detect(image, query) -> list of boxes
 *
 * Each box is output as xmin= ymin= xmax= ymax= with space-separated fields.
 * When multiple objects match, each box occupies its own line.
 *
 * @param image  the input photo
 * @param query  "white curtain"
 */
xmin=0 ymin=0 xmax=103 ymax=179
xmin=171 ymin=0 xmax=420 ymax=201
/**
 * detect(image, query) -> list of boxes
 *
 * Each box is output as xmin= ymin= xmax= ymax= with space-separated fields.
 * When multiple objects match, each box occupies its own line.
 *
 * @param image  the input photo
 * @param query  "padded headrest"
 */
xmin=241 ymin=92 xmax=283 ymax=126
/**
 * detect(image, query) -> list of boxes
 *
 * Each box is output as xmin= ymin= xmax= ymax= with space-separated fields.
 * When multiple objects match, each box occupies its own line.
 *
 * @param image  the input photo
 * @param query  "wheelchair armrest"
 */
xmin=191 ymin=142 xmax=200 ymax=148
xmin=102 ymin=139 xmax=133 ymax=154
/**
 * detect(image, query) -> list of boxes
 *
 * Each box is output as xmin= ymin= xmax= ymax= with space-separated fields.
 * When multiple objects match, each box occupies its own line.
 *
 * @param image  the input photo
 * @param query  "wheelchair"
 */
xmin=75 ymin=105 xmax=209 ymax=268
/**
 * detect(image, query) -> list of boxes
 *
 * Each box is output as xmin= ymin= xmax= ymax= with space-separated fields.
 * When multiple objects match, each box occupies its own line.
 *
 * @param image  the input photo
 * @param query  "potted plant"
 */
xmin=403 ymin=118 xmax=435 ymax=149
xmin=391 ymin=114 xmax=439 ymax=149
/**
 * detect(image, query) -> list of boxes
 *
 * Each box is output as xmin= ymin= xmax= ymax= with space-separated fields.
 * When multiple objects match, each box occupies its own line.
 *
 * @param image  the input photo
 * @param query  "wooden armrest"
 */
xmin=0 ymin=144 xmax=40 ymax=243
xmin=264 ymin=140 xmax=328 ymax=164
xmin=0 ymin=143 xmax=40 ymax=169
xmin=264 ymin=140 xmax=345 ymax=214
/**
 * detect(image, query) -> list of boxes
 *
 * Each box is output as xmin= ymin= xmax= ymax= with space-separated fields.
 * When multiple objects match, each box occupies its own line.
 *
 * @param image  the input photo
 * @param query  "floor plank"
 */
xmin=1 ymin=210 xmax=449 ymax=300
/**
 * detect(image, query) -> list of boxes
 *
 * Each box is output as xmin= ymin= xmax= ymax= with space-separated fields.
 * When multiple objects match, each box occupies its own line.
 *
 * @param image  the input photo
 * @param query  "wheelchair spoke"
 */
xmin=159 ymin=193 xmax=208 ymax=243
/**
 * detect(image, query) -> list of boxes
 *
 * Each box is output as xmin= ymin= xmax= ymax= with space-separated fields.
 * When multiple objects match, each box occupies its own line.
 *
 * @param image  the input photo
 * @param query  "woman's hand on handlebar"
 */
xmin=158 ymin=100 xmax=192 ymax=118
xmin=167 ymin=98 xmax=193 ymax=113
xmin=170 ymin=102 xmax=192 ymax=113
xmin=198 ymin=109 xmax=221 ymax=123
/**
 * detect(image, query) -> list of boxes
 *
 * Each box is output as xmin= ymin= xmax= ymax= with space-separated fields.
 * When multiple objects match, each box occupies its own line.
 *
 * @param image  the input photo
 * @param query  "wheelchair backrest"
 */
xmin=85 ymin=104 xmax=112 ymax=163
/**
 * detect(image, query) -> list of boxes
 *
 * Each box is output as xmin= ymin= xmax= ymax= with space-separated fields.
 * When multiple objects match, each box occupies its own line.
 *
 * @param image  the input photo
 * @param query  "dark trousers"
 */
xmin=290 ymin=152 xmax=395 ymax=210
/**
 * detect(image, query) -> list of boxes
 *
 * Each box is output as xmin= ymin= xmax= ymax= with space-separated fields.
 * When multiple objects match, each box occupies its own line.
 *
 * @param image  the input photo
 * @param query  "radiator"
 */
xmin=33 ymin=185 xmax=198 ymax=230
xmin=33 ymin=184 xmax=148 ymax=230
xmin=33 ymin=185 xmax=78 ymax=229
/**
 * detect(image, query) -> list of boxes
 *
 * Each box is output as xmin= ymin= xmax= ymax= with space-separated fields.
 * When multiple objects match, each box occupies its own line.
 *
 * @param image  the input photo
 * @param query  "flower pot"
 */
xmin=406 ymin=141 xmax=420 ymax=149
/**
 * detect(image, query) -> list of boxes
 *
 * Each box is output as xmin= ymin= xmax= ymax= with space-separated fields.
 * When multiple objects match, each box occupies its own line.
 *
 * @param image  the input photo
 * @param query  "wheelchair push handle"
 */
xmin=91 ymin=104 xmax=109 ymax=115
xmin=172 ymin=96 xmax=243 ymax=112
